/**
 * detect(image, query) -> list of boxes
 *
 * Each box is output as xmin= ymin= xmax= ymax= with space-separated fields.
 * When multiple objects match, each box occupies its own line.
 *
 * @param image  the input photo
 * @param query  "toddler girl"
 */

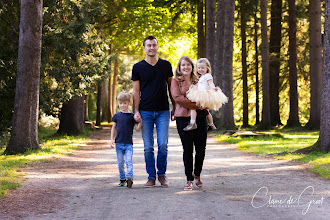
xmin=184 ymin=58 xmax=228 ymax=131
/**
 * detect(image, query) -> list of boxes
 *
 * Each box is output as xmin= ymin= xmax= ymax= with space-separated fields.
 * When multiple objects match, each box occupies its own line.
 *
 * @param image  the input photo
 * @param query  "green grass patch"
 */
xmin=0 ymin=126 xmax=91 ymax=198
xmin=214 ymin=129 xmax=330 ymax=179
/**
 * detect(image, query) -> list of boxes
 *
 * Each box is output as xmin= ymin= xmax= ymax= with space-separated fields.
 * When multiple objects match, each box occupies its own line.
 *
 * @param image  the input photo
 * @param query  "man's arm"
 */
xmin=132 ymin=80 xmax=142 ymax=122
xmin=167 ymin=77 xmax=176 ymax=121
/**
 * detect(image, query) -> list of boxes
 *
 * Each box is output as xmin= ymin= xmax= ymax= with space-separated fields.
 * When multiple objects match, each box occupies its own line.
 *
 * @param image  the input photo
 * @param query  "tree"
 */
xmin=259 ymin=0 xmax=271 ymax=130
xmin=306 ymin=0 xmax=322 ymax=129
xmin=318 ymin=0 xmax=330 ymax=153
xmin=254 ymin=1 xmax=260 ymax=125
xmin=241 ymin=0 xmax=249 ymax=127
xmin=198 ymin=0 xmax=206 ymax=58
xmin=205 ymin=0 xmax=216 ymax=67
xmin=286 ymin=0 xmax=301 ymax=127
xmin=220 ymin=0 xmax=236 ymax=130
xmin=269 ymin=0 xmax=282 ymax=126
xmin=5 ymin=0 xmax=43 ymax=154
xmin=58 ymin=96 xmax=85 ymax=135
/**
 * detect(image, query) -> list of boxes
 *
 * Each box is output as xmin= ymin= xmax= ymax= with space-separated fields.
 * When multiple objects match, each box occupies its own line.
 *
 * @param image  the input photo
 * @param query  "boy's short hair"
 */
xmin=117 ymin=91 xmax=131 ymax=101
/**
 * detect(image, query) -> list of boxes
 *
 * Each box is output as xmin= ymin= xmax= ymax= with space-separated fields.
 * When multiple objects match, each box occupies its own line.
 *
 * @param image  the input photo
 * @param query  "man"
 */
xmin=132 ymin=36 xmax=174 ymax=187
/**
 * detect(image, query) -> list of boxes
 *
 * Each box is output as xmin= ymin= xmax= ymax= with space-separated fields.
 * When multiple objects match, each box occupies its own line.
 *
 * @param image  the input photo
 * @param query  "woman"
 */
xmin=171 ymin=56 xmax=208 ymax=190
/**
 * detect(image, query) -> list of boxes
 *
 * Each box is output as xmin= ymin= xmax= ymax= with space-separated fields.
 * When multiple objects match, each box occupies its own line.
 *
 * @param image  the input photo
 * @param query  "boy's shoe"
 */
xmin=118 ymin=179 xmax=126 ymax=187
xmin=207 ymin=123 xmax=217 ymax=131
xmin=183 ymin=122 xmax=197 ymax=131
xmin=126 ymin=178 xmax=133 ymax=188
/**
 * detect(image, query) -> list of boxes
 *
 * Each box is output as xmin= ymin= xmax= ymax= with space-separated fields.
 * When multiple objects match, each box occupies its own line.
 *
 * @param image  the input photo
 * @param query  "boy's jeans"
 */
xmin=140 ymin=110 xmax=170 ymax=180
xmin=115 ymin=143 xmax=133 ymax=179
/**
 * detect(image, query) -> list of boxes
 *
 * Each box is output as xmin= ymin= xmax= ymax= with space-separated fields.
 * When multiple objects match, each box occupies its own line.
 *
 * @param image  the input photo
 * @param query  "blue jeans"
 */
xmin=140 ymin=110 xmax=170 ymax=180
xmin=115 ymin=143 xmax=133 ymax=179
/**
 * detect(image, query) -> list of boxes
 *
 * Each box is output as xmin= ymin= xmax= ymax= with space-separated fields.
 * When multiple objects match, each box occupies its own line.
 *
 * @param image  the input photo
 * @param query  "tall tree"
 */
xmin=241 ymin=0 xmax=249 ymax=127
xmin=96 ymin=82 xmax=102 ymax=126
xmin=259 ymin=0 xmax=271 ymax=130
xmin=205 ymin=0 xmax=216 ymax=67
xmin=220 ymin=0 xmax=236 ymax=130
xmin=254 ymin=1 xmax=260 ymax=125
xmin=306 ymin=0 xmax=322 ymax=129
xmin=214 ymin=0 xmax=225 ymax=85
xmin=319 ymin=0 xmax=330 ymax=153
xmin=111 ymin=57 xmax=119 ymax=115
xmin=269 ymin=0 xmax=282 ymax=126
xmin=58 ymin=96 xmax=85 ymax=135
xmin=5 ymin=0 xmax=43 ymax=154
xmin=198 ymin=0 xmax=206 ymax=58
xmin=286 ymin=0 xmax=301 ymax=127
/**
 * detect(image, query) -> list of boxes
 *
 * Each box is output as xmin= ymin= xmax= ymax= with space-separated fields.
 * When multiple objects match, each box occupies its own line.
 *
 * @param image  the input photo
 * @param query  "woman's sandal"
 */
xmin=184 ymin=181 xmax=193 ymax=191
xmin=194 ymin=176 xmax=203 ymax=188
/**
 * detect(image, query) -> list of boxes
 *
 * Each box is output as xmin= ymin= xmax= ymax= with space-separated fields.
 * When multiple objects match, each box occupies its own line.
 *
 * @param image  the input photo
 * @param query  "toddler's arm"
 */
xmin=135 ymin=121 xmax=142 ymax=132
xmin=207 ymin=79 xmax=216 ymax=90
xmin=110 ymin=122 xmax=116 ymax=148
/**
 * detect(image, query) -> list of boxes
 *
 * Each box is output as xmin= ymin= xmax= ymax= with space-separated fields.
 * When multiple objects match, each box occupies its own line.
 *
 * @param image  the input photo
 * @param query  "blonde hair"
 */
xmin=175 ymin=56 xmax=197 ymax=80
xmin=117 ymin=91 xmax=131 ymax=101
xmin=197 ymin=58 xmax=212 ymax=75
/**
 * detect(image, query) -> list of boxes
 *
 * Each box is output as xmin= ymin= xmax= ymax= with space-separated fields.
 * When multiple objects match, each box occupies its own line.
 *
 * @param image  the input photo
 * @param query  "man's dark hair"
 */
xmin=143 ymin=36 xmax=158 ymax=46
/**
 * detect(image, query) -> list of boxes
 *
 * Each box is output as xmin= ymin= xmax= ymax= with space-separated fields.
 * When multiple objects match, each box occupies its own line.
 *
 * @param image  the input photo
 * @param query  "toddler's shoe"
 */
xmin=207 ymin=123 xmax=217 ymax=131
xmin=183 ymin=122 xmax=197 ymax=131
xmin=118 ymin=179 xmax=126 ymax=187
xmin=126 ymin=177 xmax=133 ymax=188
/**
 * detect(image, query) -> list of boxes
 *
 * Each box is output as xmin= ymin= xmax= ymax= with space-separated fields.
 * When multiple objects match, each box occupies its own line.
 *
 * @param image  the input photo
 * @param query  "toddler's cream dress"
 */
xmin=186 ymin=73 xmax=228 ymax=110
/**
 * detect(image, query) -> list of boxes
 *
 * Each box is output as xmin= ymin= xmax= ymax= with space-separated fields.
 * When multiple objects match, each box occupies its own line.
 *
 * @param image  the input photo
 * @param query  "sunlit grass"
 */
xmin=214 ymin=130 xmax=330 ymax=178
xmin=0 ymin=126 xmax=91 ymax=198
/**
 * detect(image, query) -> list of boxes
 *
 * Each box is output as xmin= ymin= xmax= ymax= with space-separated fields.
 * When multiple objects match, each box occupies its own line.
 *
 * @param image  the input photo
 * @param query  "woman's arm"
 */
xmin=170 ymin=79 xmax=199 ymax=110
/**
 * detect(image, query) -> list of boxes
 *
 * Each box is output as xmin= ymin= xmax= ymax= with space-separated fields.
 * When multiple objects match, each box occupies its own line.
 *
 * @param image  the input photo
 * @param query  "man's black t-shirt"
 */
xmin=112 ymin=112 xmax=137 ymax=145
xmin=131 ymin=58 xmax=173 ymax=111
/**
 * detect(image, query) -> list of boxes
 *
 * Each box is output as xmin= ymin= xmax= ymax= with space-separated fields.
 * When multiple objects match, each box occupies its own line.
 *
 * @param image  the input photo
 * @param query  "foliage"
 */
xmin=214 ymin=129 xmax=330 ymax=178
xmin=40 ymin=0 xmax=112 ymax=116
xmin=0 ymin=0 xmax=20 ymax=134
xmin=0 ymin=125 xmax=91 ymax=198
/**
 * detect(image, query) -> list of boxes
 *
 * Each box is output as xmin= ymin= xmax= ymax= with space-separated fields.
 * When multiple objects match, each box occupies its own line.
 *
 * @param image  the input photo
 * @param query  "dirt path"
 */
xmin=0 ymin=125 xmax=329 ymax=220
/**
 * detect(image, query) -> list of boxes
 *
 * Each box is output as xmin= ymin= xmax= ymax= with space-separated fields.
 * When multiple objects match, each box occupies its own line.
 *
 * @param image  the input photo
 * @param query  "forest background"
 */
xmin=0 ymin=0 xmax=329 ymax=154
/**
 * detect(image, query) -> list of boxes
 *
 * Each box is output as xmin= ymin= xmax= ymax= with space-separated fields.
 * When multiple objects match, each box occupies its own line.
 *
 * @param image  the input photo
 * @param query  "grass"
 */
xmin=214 ymin=129 xmax=330 ymax=179
xmin=0 ymin=126 xmax=91 ymax=198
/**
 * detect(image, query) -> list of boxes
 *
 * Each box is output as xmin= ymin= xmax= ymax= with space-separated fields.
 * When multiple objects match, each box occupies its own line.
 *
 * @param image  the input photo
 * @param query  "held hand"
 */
xmin=134 ymin=111 xmax=142 ymax=122
xmin=110 ymin=140 xmax=115 ymax=148
xmin=171 ymin=110 xmax=176 ymax=121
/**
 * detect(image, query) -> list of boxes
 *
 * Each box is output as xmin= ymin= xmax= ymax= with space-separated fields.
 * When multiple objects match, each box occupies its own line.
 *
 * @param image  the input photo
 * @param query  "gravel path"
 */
xmin=0 ymin=125 xmax=329 ymax=220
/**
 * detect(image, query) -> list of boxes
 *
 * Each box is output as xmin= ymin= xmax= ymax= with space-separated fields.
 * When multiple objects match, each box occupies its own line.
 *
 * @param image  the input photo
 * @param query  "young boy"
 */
xmin=110 ymin=91 xmax=141 ymax=188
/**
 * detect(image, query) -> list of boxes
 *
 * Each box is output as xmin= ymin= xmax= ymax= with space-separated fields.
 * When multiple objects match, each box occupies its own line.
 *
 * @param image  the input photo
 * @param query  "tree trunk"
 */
xmin=306 ymin=0 xmax=322 ymax=129
xmin=269 ymin=0 xmax=282 ymax=126
xmin=205 ymin=0 xmax=216 ymax=67
xmin=111 ymin=57 xmax=119 ymax=115
xmin=58 ymin=96 xmax=85 ymax=135
xmin=107 ymin=55 xmax=113 ymax=123
xmin=286 ymin=0 xmax=301 ymax=127
xmin=96 ymin=82 xmax=101 ymax=126
xmin=319 ymin=0 xmax=330 ymax=152
xmin=241 ymin=0 xmax=249 ymax=127
xmin=259 ymin=0 xmax=271 ymax=130
xmin=84 ymin=94 xmax=89 ymax=121
xmin=214 ymin=0 xmax=225 ymax=85
xmin=101 ymin=80 xmax=108 ymax=122
xmin=5 ymin=0 xmax=43 ymax=155
xmin=198 ymin=0 xmax=206 ymax=58
xmin=220 ymin=0 xmax=236 ymax=130
xmin=254 ymin=2 xmax=260 ymax=125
